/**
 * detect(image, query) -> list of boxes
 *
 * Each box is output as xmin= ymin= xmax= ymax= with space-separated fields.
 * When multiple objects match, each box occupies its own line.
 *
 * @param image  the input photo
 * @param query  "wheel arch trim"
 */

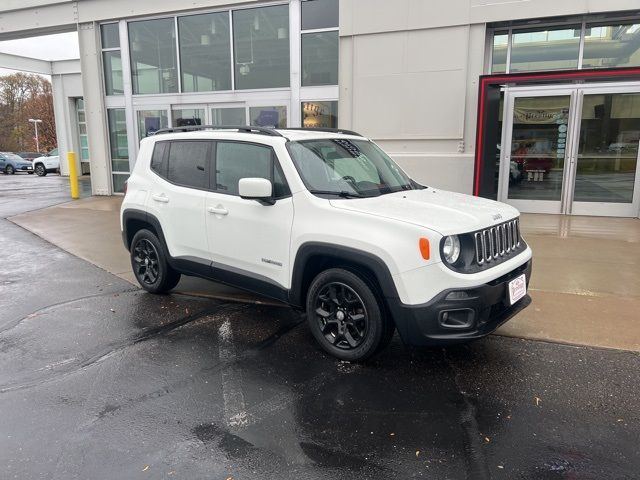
xmin=121 ymin=208 xmax=168 ymax=253
xmin=289 ymin=242 xmax=400 ymax=308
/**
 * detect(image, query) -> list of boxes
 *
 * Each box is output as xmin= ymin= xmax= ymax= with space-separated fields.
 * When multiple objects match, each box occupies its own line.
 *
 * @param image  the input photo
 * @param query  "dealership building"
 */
xmin=1 ymin=0 xmax=639 ymax=218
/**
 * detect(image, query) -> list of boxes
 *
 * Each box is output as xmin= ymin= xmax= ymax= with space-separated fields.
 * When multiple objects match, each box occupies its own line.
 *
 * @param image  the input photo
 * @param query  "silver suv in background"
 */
xmin=0 ymin=152 xmax=34 ymax=174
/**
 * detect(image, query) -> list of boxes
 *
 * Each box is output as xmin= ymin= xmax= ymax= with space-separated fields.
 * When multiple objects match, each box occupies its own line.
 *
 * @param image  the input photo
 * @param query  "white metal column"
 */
xmin=78 ymin=22 xmax=112 ymax=195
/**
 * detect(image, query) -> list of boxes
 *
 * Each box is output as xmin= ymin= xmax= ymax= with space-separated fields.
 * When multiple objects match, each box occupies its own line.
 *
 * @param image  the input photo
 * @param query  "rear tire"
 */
xmin=130 ymin=229 xmax=181 ymax=293
xmin=306 ymin=268 xmax=391 ymax=361
xmin=6 ymin=165 xmax=15 ymax=175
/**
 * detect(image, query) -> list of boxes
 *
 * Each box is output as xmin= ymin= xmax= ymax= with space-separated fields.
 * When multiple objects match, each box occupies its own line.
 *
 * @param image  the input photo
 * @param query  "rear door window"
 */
xmin=166 ymin=141 xmax=210 ymax=189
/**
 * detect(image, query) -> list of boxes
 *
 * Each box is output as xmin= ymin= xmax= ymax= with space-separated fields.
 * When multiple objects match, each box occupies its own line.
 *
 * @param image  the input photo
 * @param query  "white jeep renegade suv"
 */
xmin=121 ymin=126 xmax=532 ymax=361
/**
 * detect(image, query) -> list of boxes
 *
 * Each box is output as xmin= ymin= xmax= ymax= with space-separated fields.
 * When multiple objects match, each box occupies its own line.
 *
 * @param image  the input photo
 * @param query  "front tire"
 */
xmin=35 ymin=164 xmax=47 ymax=176
xmin=130 ymin=229 xmax=181 ymax=293
xmin=6 ymin=165 xmax=15 ymax=175
xmin=306 ymin=268 xmax=391 ymax=361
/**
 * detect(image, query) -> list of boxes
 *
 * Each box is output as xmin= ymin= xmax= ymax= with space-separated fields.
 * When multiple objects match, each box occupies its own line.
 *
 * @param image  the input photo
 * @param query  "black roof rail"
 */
xmin=152 ymin=125 xmax=285 ymax=137
xmin=280 ymin=127 xmax=364 ymax=137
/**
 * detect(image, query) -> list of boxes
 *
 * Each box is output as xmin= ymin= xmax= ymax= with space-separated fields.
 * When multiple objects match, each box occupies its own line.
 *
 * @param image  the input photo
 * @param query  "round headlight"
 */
xmin=443 ymin=235 xmax=461 ymax=264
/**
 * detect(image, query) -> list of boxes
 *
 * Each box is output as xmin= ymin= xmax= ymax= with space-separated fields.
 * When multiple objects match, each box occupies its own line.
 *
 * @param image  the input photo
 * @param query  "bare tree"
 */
xmin=0 ymin=73 xmax=57 ymax=152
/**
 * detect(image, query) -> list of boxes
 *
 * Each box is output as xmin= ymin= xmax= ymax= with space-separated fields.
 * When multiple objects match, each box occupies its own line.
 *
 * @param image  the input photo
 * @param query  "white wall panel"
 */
xmin=354 ymin=32 xmax=405 ymax=76
xmin=351 ymin=27 xmax=468 ymax=139
xmin=406 ymin=27 xmax=468 ymax=72
xmin=406 ymin=0 xmax=471 ymax=31
xmin=391 ymin=153 xmax=475 ymax=194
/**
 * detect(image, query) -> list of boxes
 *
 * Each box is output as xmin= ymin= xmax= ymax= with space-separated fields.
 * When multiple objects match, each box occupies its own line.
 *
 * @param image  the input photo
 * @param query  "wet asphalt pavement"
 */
xmin=1 ymin=174 xmax=639 ymax=480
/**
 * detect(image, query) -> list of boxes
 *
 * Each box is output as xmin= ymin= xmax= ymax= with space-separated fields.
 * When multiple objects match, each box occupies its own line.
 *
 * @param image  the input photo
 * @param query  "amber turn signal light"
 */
xmin=419 ymin=238 xmax=430 ymax=260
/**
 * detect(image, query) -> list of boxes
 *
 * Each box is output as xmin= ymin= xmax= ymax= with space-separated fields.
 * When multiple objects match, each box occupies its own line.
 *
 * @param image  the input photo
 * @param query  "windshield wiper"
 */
xmin=307 ymin=189 xmax=366 ymax=198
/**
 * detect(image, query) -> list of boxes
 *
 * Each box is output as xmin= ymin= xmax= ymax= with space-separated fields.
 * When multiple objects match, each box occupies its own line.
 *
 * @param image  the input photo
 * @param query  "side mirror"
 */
xmin=238 ymin=177 xmax=274 ymax=205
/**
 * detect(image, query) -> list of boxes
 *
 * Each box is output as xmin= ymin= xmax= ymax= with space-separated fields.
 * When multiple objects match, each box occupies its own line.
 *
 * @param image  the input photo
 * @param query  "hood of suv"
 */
xmin=329 ymin=188 xmax=520 ymax=236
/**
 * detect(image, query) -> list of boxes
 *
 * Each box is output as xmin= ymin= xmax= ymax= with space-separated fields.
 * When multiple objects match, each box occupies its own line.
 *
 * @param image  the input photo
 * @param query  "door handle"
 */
xmin=151 ymin=194 xmax=169 ymax=203
xmin=207 ymin=206 xmax=228 ymax=216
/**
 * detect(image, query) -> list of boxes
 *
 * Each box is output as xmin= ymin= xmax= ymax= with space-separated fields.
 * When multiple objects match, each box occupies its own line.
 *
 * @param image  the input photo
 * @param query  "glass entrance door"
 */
xmin=570 ymin=91 xmax=640 ymax=216
xmin=500 ymin=91 xmax=574 ymax=214
xmin=500 ymin=85 xmax=640 ymax=217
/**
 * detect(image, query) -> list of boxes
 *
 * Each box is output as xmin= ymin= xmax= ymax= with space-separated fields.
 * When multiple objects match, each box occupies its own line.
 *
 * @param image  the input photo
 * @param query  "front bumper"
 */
xmin=19 ymin=165 xmax=33 ymax=171
xmin=388 ymin=260 xmax=532 ymax=346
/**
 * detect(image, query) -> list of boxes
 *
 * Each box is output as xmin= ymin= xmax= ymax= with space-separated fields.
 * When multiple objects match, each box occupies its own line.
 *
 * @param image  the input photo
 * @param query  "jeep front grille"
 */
xmin=473 ymin=218 xmax=520 ymax=265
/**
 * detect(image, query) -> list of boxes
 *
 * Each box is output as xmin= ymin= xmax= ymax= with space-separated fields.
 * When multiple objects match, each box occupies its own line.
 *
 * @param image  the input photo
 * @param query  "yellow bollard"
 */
xmin=67 ymin=151 xmax=79 ymax=199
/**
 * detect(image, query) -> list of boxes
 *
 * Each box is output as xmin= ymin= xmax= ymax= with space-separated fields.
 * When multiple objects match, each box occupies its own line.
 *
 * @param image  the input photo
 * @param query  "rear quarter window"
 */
xmin=150 ymin=141 xmax=168 ymax=178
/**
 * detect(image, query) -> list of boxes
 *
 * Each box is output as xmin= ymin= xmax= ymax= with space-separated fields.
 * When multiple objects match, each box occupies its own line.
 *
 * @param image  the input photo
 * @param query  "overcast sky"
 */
xmin=0 ymin=32 xmax=79 ymax=77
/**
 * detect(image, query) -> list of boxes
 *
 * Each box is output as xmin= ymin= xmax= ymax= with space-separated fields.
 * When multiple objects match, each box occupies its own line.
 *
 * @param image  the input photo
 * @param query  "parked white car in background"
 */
xmin=121 ymin=126 xmax=533 ymax=361
xmin=33 ymin=148 xmax=60 ymax=176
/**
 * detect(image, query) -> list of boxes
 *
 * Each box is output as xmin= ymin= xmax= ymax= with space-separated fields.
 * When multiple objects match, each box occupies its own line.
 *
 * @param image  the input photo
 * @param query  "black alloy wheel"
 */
xmin=129 ymin=229 xmax=181 ymax=293
xmin=35 ymin=164 xmax=46 ymax=176
xmin=315 ymin=282 xmax=368 ymax=350
xmin=6 ymin=165 xmax=15 ymax=175
xmin=306 ymin=268 xmax=394 ymax=361
xmin=133 ymin=238 xmax=160 ymax=286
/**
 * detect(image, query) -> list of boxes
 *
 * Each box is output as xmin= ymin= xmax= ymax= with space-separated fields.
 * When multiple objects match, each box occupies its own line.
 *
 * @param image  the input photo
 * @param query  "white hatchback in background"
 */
xmin=32 ymin=148 xmax=60 ymax=176
xmin=121 ymin=126 xmax=532 ymax=361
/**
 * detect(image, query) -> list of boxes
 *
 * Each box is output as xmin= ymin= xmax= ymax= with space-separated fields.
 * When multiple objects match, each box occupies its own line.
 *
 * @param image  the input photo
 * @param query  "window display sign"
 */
xmin=513 ymin=106 xmax=570 ymax=124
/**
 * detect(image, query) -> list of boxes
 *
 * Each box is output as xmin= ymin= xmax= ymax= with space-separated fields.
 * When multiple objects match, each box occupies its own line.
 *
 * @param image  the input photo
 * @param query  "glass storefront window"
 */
xmin=582 ymin=22 xmax=640 ymax=69
xmin=101 ymin=23 xmax=120 ymax=49
xmin=76 ymin=98 xmax=90 ymax=163
xmin=233 ymin=6 xmax=290 ymax=90
xmin=103 ymin=51 xmax=123 ymax=95
xmin=249 ymin=106 xmax=287 ymax=128
xmin=137 ymin=110 xmax=168 ymax=140
xmin=301 ymin=0 xmax=339 ymax=30
xmin=510 ymin=26 xmax=581 ymax=73
xmin=574 ymin=93 xmax=640 ymax=203
xmin=302 ymin=101 xmax=338 ymax=128
xmin=108 ymin=108 xmax=129 ymax=193
xmin=171 ymin=108 xmax=205 ymax=128
xmin=179 ymin=13 xmax=232 ymax=92
xmin=491 ymin=32 xmax=508 ymax=74
xmin=302 ymin=31 xmax=338 ymax=86
xmin=112 ymin=174 xmax=129 ymax=194
xmin=129 ymin=19 xmax=179 ymax=94
xmin=211 ymin=107 xmax=246 ymax=125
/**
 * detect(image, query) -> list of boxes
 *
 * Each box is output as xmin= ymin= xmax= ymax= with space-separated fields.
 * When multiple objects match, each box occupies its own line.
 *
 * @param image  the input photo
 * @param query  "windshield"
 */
xmin=287 ymin=139 xmax=418 ymax=197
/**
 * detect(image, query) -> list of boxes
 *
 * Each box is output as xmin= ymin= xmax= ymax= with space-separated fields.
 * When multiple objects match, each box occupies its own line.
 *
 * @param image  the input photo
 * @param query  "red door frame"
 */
xmin=473 ymin=67 xmax=640 ymax=196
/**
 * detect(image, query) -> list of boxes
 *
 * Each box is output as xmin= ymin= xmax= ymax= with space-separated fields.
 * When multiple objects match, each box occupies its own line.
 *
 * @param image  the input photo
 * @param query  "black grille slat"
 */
xmin=474 ymin=218 xmax=521 ymax=266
